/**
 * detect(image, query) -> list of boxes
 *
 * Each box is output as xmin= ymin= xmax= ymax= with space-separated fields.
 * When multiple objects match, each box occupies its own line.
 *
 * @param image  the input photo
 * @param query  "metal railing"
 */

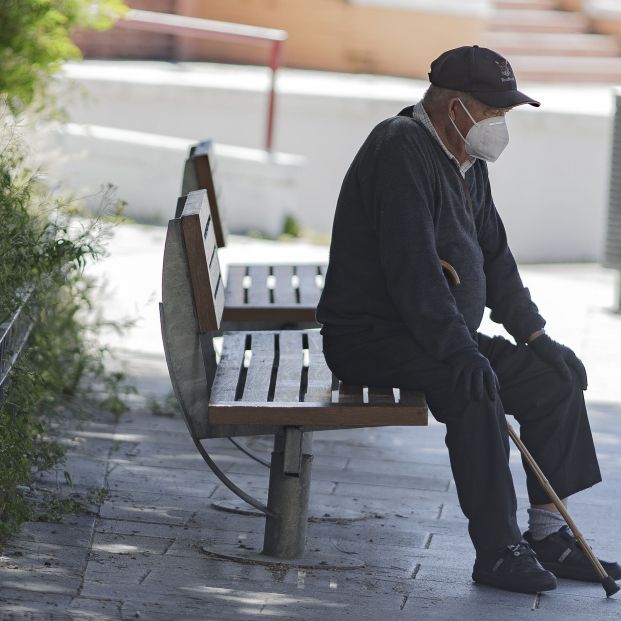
xmin=0 ymin=294 xmax=35 ymax=399
xmin=120 ymin=9 xmax=288 ymax=152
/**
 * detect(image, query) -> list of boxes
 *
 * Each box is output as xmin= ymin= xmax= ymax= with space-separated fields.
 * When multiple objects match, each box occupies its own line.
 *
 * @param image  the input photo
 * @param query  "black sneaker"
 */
xmin=472 ymin=540 xmax=557 ymax=594
xmin=524 ymin=525 xmax=621 ymax=582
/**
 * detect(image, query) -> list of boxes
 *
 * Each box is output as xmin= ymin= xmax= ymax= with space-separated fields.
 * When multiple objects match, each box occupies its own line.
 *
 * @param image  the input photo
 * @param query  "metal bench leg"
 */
xmin=262 ymin=428 xmax=313 ymax=559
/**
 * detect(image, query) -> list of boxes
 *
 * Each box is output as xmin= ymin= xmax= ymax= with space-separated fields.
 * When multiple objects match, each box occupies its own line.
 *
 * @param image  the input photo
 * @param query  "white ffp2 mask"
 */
xmin=450 ymin=99 xmax=509 ymax=163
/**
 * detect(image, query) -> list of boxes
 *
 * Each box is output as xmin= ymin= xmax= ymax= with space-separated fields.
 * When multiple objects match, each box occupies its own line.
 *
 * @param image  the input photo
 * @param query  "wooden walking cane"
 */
xmin=506 ymin=422 xmax=619 ymax=598
xmin=438 ymin=259 xmax=617 ymax=596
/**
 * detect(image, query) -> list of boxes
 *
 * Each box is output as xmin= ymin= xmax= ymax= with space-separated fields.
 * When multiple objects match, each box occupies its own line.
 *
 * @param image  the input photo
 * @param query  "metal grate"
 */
xmin=0 ymin=293 xmax=35 ymax=395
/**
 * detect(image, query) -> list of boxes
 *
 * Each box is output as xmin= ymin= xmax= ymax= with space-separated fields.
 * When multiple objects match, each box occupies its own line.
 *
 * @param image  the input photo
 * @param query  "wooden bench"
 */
xmin=160 ymin=189 xmax=428 ymax=566
xmin=180 ymin=140 xmax=324 ymax=328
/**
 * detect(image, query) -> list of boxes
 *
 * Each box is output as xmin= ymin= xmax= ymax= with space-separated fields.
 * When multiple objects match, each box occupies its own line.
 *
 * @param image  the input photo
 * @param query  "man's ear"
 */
xmin=448 ymin=98 xmax=460 ymax=123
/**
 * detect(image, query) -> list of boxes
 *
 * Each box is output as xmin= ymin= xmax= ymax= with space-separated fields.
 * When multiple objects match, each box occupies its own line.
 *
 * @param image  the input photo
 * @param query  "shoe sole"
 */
xmin=472 ymin=570 xmax=557 ymax=594
xmin=541 ymin=561 xmax=621 ymax=583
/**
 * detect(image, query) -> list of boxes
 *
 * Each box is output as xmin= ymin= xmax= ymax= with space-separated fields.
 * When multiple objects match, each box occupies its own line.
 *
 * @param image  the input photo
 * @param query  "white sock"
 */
xmin=527 ymin=507 xmax=566 ymax=541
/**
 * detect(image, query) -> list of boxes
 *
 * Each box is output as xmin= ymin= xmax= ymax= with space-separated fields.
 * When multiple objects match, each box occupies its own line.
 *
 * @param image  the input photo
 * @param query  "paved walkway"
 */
xmin=1 ymin=225 xmax=621 ymax=620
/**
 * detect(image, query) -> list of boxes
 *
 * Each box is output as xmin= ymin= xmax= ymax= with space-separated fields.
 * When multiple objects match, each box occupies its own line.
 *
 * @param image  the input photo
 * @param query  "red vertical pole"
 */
xmin=265 ymin=40 xmax=283 ymax=152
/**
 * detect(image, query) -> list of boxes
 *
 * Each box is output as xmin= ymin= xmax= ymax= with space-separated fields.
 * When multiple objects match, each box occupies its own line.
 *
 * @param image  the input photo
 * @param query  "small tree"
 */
xmin=0 ymin=1 xmax=132 ymax=540
xmin=0 ymin=0 xmax=126 ymax=114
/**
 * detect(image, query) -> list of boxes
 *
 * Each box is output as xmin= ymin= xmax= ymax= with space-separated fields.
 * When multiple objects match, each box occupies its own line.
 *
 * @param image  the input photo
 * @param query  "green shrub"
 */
xmin=0 ymin=0 xmax=126 ymax=114
xmin=0 ymin=116 xmax=134 ymax=541
xmin=0 ymin=0 xmax=130 ymax=540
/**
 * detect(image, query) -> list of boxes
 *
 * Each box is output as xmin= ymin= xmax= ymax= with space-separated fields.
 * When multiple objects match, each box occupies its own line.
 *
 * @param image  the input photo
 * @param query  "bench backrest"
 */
xmin=178 ymin=190 xmax=224 ymax=333
xmin=180 ymin=140 xmax=227 ymax=248
xmin=162 ymin=189 xmax=310 ymax=439
xmin=162 ymin=189 xmax=249 ymax=439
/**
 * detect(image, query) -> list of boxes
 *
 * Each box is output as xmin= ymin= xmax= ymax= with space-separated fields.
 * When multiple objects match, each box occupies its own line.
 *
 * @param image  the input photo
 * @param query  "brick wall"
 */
xmin=72 ymin=0 xmax=484 ymax=79
xmin=72 ymin=0 xmax=176 ymax=60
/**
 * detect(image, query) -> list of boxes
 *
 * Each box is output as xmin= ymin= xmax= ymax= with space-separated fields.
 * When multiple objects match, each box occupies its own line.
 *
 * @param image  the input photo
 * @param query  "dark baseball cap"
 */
xmin=429 ymin=45 xmax=540 ymax=108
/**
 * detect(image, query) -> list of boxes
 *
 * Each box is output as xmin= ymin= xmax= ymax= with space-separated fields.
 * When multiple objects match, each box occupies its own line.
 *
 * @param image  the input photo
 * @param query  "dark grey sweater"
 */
xmin=316 ymin=106 xmax=546 ymax=361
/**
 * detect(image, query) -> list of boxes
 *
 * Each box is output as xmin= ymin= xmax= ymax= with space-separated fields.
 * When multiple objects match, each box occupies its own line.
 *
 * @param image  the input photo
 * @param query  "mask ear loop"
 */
xmin=458 ymin=98 xmax=478 ymax=125
xmin=449 ymin=98 xmax=474 ymax=144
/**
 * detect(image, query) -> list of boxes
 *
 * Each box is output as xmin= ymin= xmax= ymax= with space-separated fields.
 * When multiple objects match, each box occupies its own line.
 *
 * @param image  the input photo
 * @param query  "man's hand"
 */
xmin=448 ymin=350 xmax=499 ymax=401
xmin=528 ymin=334 xmax=588 ymax=390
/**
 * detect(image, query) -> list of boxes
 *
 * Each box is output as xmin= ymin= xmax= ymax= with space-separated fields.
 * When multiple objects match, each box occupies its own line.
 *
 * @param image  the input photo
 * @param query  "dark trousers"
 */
xmin=323 ymin=326 xmax=602 ymax=553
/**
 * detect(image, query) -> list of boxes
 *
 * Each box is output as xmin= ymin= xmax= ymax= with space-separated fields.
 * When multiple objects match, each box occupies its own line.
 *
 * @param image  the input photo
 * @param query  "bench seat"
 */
xmin=182 ymin=141 xmax=325 ymax=326
xmin=209 ymin=330 xmax=427 ymax=426
xmin=222 ymin=264 xmax=324 ymax=323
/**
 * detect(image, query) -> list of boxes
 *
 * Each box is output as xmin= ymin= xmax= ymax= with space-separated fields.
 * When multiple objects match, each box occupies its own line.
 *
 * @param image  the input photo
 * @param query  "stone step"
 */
xmin=508 ymin=54 xmax=621 ymax=81
xmin=494 ymin=0 xmax=560 ymax=9
xmin=489 ymin=9 xmax=589 ymax=33
xmin=483 ymin=31 xmax=620 ymax=57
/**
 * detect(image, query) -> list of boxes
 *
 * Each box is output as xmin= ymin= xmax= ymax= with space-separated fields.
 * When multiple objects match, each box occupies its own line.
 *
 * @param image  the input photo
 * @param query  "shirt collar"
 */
xmin=411 ymin=101 xmax=474 ymax=178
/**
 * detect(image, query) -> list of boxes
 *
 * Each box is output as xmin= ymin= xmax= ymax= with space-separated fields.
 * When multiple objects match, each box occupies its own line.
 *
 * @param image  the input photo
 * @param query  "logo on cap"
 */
xmin=495 ymin=60 xmax=515 ymax=84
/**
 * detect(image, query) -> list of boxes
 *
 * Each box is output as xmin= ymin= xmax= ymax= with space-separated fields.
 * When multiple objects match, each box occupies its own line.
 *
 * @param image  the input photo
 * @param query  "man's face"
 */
xmin=449 ymin=97 xmax=511 ymax=163
xmin=450 ymin=97 xmax=513 ymax=138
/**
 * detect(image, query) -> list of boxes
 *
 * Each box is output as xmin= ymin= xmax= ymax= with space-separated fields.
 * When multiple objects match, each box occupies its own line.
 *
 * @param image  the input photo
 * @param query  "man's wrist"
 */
xmin=527 ymin=329 xmax=546 ymax=343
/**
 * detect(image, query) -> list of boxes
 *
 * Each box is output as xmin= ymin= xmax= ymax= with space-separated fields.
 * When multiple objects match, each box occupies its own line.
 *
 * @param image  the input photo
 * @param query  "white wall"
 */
xmin=35 ymin=123 xmax=305 ymax=236
xmin=489 ymin=108 xmax=612 ymax=263
xmin=47 ymin=61 xmax=615 ymax=262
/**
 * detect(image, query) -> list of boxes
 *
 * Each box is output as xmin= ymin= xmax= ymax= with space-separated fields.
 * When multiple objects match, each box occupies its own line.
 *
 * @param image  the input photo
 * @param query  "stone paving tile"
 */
xmin=3 ymin=257 xmax=621 ymax=619
xmin=57 ymin=436 xmax=116 ymax=461
xmin=107 ymin=443 xmax=348 ymax=473
xmin=98 ymin=498 xmax=198 ymax=527
xmin=32 ymin=455 xmax=109 ymax=490
xmin=94 ymin=517 xmax=184 ymax=538
xmin=0 ymin=588 xmax=73 ymax=607
xmin=91 ymin=530 xmax=176 ymax=556
xmin=9 ymin=517 xmax=94 ymax=549
xmin=67 ymin=596 xmax=123 ymax=621
xmin=0 ymin=539 xmax=88 ymax=576
xmin=119 ymin=597 xmax=262 ymax=621
xmin=0 ymin=565 xmax=82 ymax=597
xmin=105 ymin=462 xmax=220 ymax=498
xmin=207 ymin=486 xmax=445 ymax=521
xmin=80 ymin=564 xmax=436 ymax=619
xmin=226 ymin=459 xmax=452 ymax=493
xmin=331 ymin=481 xmax=457 ymax=505
xmin=0 ymin=598 xmax=77 ymax=621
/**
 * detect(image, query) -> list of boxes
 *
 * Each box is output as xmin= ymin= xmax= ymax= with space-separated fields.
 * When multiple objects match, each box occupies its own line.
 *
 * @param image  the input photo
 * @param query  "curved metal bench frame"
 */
xmin=160 ymin=220 xmax=274 ymax=515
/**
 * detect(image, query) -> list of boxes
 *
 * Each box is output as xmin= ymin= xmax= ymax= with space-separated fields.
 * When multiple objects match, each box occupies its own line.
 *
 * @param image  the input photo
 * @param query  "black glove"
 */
xmin=448 ymin=350 xmax=499 ymax=401
xmin=528 ymin=334 xmax=588 ymax=390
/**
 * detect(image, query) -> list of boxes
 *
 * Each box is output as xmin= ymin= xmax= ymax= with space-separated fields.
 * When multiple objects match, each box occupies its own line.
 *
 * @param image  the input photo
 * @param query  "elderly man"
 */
xmin=316 ymin=45 xmax=620 ymax=593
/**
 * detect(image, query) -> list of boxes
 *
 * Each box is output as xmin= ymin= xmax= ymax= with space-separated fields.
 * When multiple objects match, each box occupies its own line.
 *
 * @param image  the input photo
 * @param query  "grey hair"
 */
xmin=422 ymin=85 xmax=473 ymax=110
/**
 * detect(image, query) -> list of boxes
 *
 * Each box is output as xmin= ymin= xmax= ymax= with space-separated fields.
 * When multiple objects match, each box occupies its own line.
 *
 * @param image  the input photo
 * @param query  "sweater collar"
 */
xmin=408 ymin=102 xmax=474 ymax=178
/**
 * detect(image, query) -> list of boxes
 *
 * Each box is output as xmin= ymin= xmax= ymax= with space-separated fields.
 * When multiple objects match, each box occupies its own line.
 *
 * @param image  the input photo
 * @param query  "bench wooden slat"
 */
xmin=368 ymin=387 xmax=397 ymax=405
xmin=225 ymin=265 xmax=246 ymax=307
xmin=398 ymin=389 xmax=427 ymax=408
xmin=205 ymin=219 xmax=222 ymax=302
xmin=338 ymin=383 xmax=363 ymax=404
xmin=207 ymin=330 xmax=428 ymax=427
xmin=222 ymin=305 xmax=318 ymax=323
xmin=304 ymin=331 xmax=333 ymax=404
xmin=272 ymin=265 xmax=298 ymax=306
xmin=247 ymin=265 xmax=271 ymax=306
xmin=191 ymin=144 xmax=226 ymax=248
xmin=296 ymin=265 xmax=321 ymax=305
xmin=241 ymin=333 xmax=275 ymax=402
xmin=180 ymin=193 xmax=223 ymax=332
xmin=316 ymin=264 xmax=326 ymax=291
xmin=210 ymin=332 xmax=247 ymax=404
xmin=208 ymin=402 xmax=428 ymax=427
xmin=273 ymin=332 xmax=304 ymax=402
xmin=213 ymin=271 xmax=225 ymax=328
